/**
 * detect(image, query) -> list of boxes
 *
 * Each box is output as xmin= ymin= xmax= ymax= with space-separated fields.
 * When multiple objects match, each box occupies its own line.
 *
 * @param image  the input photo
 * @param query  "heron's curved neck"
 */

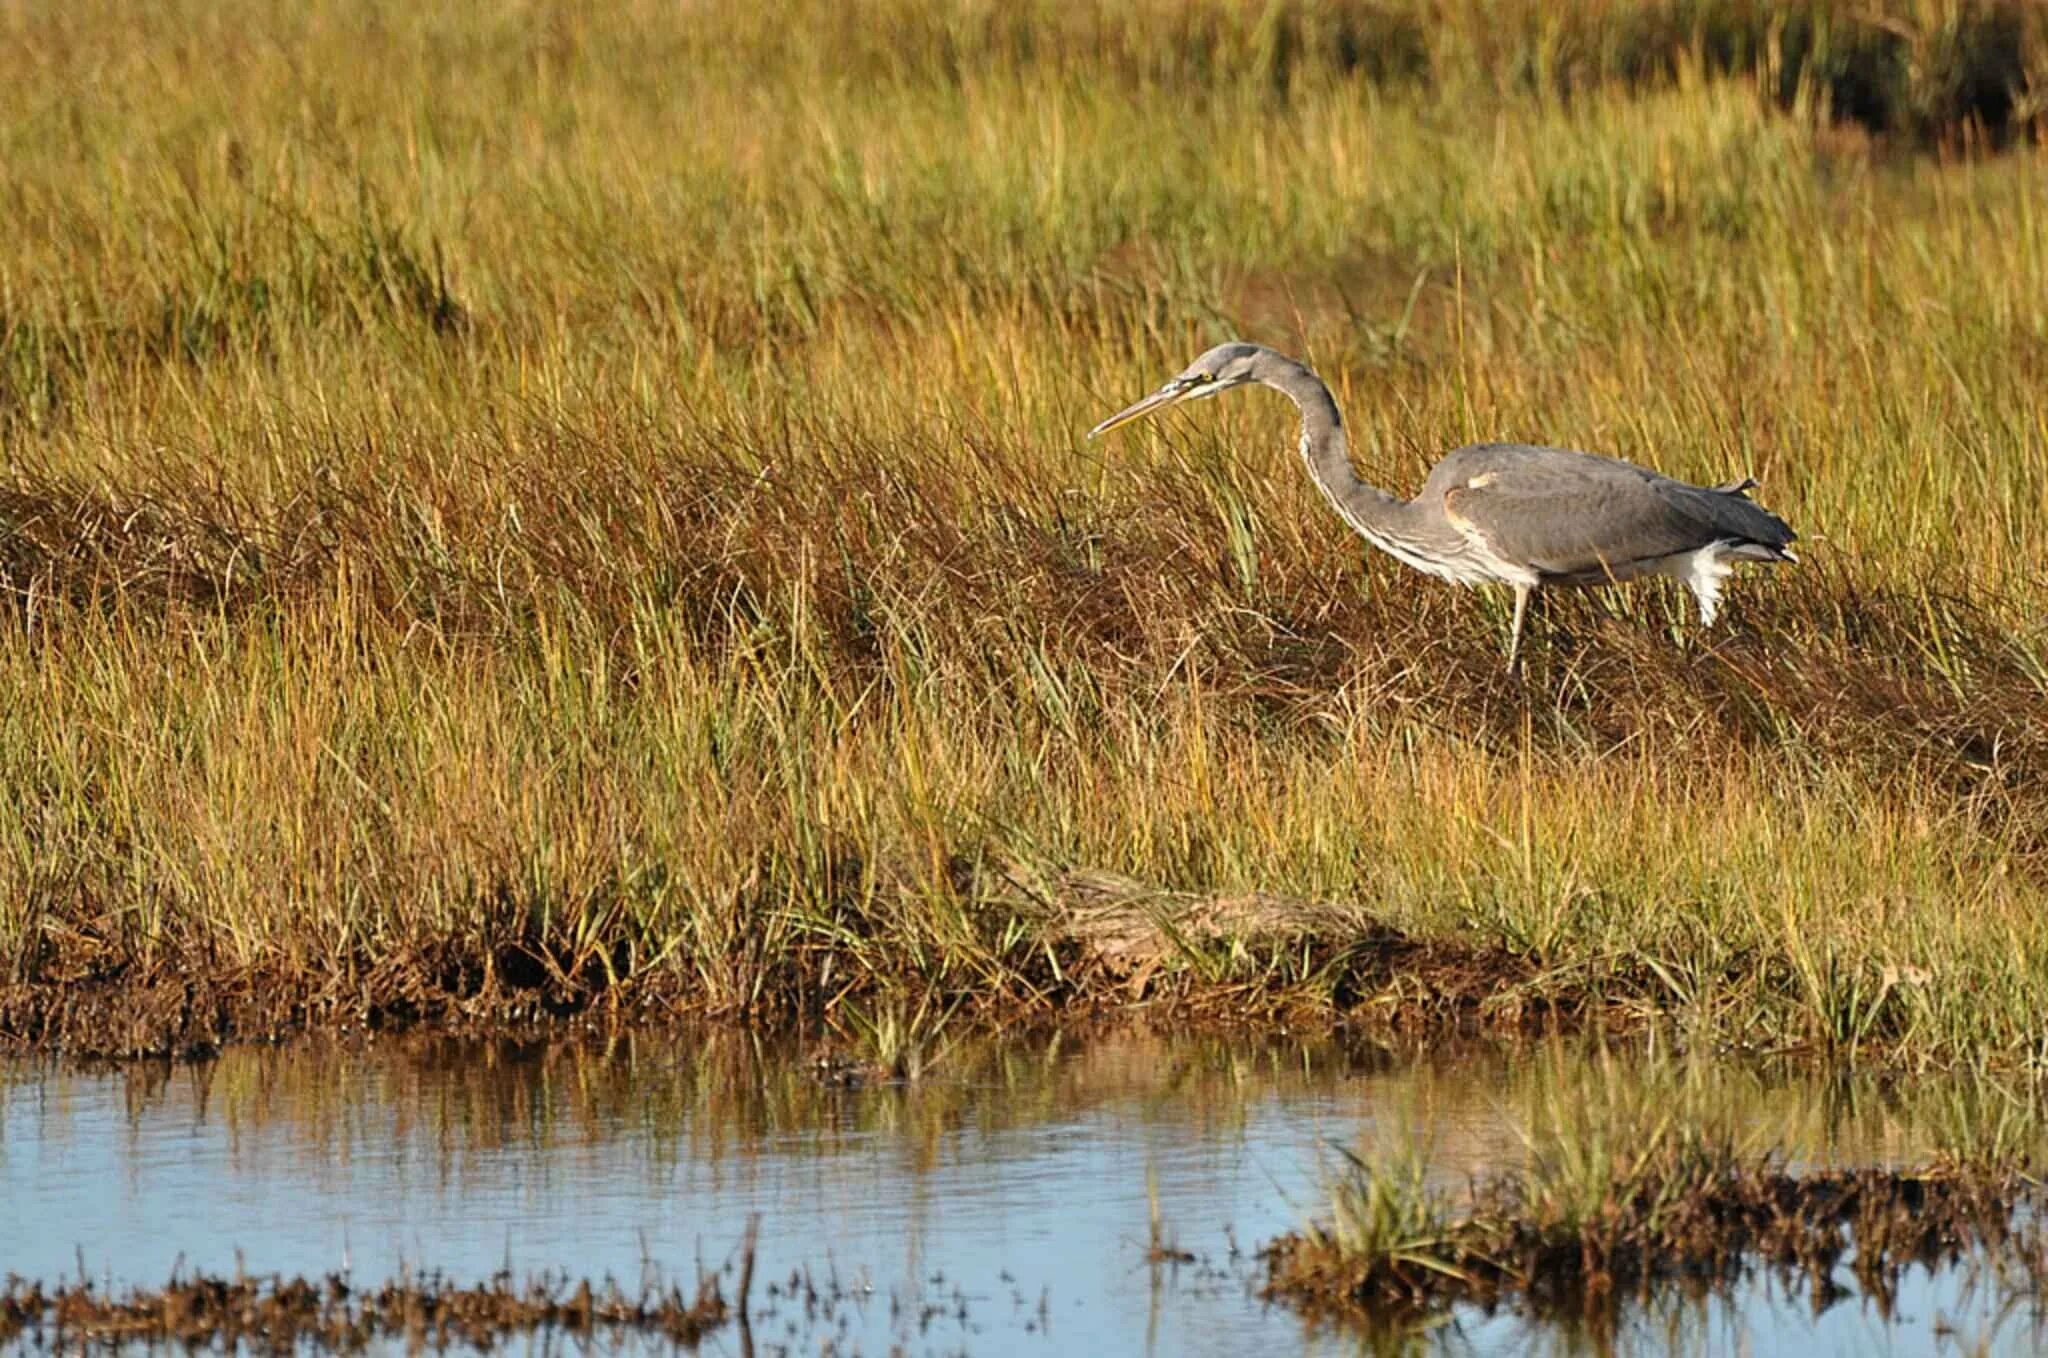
xmin=1258 ymin=358 xmax=1407 ymax=535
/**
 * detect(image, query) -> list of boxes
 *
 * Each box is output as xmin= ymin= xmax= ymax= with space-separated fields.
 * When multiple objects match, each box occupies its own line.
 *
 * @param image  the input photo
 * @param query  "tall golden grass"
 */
xmin=3 ymin=0 xmax=2047 ymax=1062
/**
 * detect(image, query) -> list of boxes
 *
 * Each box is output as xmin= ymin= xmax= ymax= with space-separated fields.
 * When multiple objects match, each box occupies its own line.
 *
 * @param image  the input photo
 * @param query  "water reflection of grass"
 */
xmin=1267 ymin=1046 xmax=2048 ymax=1334
xmin=5 ymin=2 xmax=2048 ymax=1067
xmin=19 ymin=1033 xmax=2041 ymax=1189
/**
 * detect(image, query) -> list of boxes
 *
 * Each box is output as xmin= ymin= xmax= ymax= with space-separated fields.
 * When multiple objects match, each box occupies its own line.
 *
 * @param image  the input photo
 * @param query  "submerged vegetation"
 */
xmin=2 ymin=0 xmax=2048 ymax=1061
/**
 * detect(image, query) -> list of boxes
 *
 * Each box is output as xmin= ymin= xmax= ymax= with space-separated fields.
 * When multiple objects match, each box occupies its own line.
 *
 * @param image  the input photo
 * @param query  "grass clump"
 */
xmin=815 ymin=991 xmax=963 ymax=1084
xmin=1265 ymin=1051 xmax=2044 ymax=1325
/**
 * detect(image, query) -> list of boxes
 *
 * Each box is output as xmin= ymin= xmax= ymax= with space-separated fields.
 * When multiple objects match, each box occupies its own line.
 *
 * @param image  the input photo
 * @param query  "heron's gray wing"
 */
xmin=1439 ymin=452 xmax=1794 ymax=579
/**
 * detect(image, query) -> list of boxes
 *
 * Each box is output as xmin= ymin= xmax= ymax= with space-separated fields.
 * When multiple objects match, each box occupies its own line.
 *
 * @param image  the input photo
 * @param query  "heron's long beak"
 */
xmin=1087 ymin=384 xmax=1186 ymax=439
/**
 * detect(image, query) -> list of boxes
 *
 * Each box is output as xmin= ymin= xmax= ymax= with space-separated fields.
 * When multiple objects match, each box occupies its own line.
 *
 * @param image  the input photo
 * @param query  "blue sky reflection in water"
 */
xmin=1 ymin=1033 xmax=2043 ymax=1356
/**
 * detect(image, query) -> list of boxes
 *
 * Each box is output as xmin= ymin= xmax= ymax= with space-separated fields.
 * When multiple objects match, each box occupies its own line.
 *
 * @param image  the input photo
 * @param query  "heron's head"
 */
xmin=1087 ymin=342 xmax=1270 ymax=438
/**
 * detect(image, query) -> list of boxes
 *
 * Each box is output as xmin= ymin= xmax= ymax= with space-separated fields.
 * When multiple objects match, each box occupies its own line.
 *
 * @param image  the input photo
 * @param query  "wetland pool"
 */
xmin=2 ymin=1030 xmax=2041 ymax=1355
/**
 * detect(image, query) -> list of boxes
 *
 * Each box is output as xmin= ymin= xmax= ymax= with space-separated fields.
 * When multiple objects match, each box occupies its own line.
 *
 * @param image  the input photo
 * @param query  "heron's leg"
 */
xmin=1508 ymin=583 xmax=1532 ymax=673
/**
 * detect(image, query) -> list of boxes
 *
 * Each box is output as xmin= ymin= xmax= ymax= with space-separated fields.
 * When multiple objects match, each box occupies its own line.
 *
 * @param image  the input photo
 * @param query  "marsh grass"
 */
xmin=3 ymin=0 xmax=2048 ymax=1061
xmin=1267 ymin=1048 xmax=2047 ymax=1324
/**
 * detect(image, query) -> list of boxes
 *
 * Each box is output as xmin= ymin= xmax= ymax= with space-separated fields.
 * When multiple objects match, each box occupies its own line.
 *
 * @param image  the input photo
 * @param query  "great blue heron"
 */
xmin=1089 ymin=342 xmax=1797 ymax=668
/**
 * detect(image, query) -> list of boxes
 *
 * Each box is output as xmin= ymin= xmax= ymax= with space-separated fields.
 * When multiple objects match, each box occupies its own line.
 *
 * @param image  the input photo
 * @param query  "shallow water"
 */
xmin=2 ymin=1031 xmax=2041 ymax=1355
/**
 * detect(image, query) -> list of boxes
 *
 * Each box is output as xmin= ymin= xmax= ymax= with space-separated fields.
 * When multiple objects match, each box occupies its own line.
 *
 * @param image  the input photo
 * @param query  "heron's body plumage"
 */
xmin=1420 ymin=442 xmax=1796 ymax=592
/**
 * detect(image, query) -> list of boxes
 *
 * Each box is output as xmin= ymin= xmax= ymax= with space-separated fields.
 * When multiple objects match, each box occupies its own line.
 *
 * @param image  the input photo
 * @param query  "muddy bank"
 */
xmin=0 ymin=1268 xmax=733 ymax=1353
xmin=0 ymin=868 xmax=1577 ymax=1059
